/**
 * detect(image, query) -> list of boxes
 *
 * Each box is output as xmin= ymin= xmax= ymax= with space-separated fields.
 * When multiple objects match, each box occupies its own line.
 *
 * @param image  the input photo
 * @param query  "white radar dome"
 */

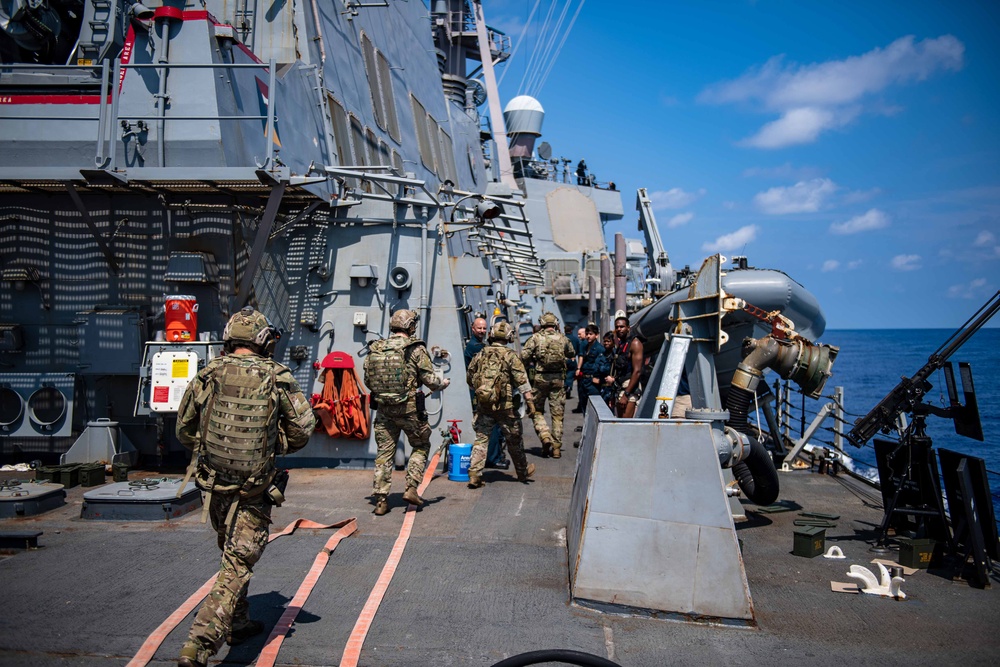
xmin=503 ymin=95 xmax=545 ymax=137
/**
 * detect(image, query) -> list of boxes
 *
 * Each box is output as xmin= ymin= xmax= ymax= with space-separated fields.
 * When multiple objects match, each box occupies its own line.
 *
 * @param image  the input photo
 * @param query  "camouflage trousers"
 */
xmin=470 ymin=409 xmax=527 ymax=479
xmin=184 ymin=490 xmax=271 ymax=660
xmin=529 ymin=374 xmax=566 ymax=447
xmin=372 ymin=410 xmax=432 ymax=496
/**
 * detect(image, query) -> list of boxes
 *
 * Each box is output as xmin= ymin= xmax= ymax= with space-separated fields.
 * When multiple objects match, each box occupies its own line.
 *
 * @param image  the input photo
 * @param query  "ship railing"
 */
xmin=443 ymin=188 xmax=543 ymax=286
xmin=0 ymin=62 xmax=112 ymax=165
xmin=103 ymin=59 xmax=279 ymax=172
xmin=0 ymin=59 xmax=279 ymax=176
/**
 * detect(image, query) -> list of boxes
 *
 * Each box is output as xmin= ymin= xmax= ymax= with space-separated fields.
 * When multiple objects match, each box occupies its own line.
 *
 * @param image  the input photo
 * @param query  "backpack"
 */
xmin=363 ymin=336 xmax=415 ymax=406
xmin=471 ymin=346 xmax=508 ymax=413
xmin=537 ymin=330 xmax=570 ymax=373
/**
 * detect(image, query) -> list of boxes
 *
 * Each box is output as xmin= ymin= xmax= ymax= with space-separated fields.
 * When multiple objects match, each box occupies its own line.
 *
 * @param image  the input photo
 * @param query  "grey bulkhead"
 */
xmin=0 ymin=0 xmax=498 ymax=464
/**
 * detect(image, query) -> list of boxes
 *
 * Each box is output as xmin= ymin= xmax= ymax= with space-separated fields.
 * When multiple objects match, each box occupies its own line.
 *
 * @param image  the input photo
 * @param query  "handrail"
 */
xmin=0 ymin=59 xmax=277 ymax=172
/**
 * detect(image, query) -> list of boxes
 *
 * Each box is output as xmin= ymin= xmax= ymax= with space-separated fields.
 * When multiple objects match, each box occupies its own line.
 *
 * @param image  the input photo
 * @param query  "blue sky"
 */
xmin=484 ymin=1 xmax=1000 ymax=330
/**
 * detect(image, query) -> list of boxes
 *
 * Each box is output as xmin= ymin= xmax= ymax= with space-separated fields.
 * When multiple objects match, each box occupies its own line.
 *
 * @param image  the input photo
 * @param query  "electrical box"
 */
xmin=148 ymin=350 xmax=199 ymax=413
xmin=353 ymin=312 xmax=368 ymax=327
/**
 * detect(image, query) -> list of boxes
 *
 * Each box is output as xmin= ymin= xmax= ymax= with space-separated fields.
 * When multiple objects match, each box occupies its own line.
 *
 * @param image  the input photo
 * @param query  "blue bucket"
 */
xmin=448 ymin=443 xmax=472 ymax=482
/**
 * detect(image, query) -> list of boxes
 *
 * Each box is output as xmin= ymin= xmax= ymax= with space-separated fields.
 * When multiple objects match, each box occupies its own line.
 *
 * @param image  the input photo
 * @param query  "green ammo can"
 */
xmin=79 ymin=463 xmax=106 ymax=487
xmin=36 ymin=466 xmax=59 ymax=483
xmin=793 ymin=525 xmax=826 ymax=558
xmin=112 ymin=462 xmax=130 ymax=483
xmin=56 ymin=464 xmax=80 ymax=488
xmin=898 ymin=538 xmax=937 ymax=569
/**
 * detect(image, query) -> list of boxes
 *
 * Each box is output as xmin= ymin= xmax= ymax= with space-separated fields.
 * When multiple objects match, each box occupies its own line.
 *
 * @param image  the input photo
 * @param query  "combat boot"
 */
xmin=178 ymin=643 xmax=208 ymax=667
xmin=402 ymin=486 xmax=424 ymax=506
xmin=517 ymin=463 xmax=536 ymax=483
xmin=541 ymin=439 xmax=552 ymax=458
xmin=467 ymin=474 xmax=484 ymax=489
xmin=228 ymin=619 xmax=265 ymax=646
xmin=373 ymin=494 xmax=389 ymax=516
xmin=551 ymin=445 xmax=562 ymax=459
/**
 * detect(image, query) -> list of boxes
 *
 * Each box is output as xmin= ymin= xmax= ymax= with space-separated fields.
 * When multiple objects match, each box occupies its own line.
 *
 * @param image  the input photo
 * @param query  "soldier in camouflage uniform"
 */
xmin=176 ymin=307 xmax=316 ymax=667
xmin=521 ymin=312 xmax=575 ymax=458
xmin=466 ymin=321 xmax=536 ymax=488
xmin=364 ymin=309 xmax=450 ymax=516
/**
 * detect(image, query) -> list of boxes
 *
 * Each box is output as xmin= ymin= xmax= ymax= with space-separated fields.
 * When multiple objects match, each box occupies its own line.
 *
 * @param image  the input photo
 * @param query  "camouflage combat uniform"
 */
xmin=467 ymin=341 xmax=533 ymax=481
xmin=176 ymin=352 xmax=315 ymax=666
xmin=521 ymin=326 xmax=575 ymax=456
xmin=366 ymin=334 xmax=446 ymax=497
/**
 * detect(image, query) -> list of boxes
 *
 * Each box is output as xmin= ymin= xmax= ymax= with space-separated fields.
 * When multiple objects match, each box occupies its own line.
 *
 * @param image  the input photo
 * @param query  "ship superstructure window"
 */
xmin=439 ymin=128 xmax=457 ymax=185
xmin=365 ymin=128 xmax=380 ymax=166
xmin=391 ymin=149 xmax=403 ymax=174
xmin=349 ymin=114 xmax=367 ymax=167
xmin=327 ymin=94 xmax=352 ymax=166
xmin=378 ymin=140 xmax=391 ymax=168
xmin=360 ymin=32 xmax=386 ymax=131
xmin=376 ymin=51 xmax=401 ymax=142
xmin=425 ymin=113 xmax=442 ymax=178
xmin=410 ymin=96 xmax=435 ymax=173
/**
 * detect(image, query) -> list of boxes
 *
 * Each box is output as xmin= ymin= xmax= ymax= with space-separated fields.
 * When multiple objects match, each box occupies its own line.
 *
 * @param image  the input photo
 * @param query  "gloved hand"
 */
xmin=440 ymin=378 xmax=451 ymax=389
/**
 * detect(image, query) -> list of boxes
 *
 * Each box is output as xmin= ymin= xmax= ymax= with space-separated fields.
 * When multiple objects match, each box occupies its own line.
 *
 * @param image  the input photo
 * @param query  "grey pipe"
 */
xmin=588 ymin=275 xmax=597 ymax=323
xmin=600 ymin=253 xmax=611 ymax=334
xmin=614 ymin=233 xmax=626 ymax=317
xmin=154 ymin=14 xmax=173 ymax=168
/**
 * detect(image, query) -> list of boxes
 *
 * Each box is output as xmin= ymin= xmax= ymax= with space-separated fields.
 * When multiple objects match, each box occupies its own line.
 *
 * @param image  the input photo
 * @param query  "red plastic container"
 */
xmin=165 ymin=295 xmax=198 ymax=342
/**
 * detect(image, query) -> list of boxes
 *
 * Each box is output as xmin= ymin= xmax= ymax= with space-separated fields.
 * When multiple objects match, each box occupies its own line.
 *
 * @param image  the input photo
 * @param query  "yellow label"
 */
xmin=172 ymin=358 xmax=190 ymax=378
xmin=77 ymin=59 xmax=93 ymax=66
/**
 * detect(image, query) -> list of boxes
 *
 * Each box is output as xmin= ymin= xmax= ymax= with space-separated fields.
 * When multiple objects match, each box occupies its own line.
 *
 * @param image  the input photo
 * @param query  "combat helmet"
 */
xmin=223 ymin=306 xmax=279 ymax=356
xmin=389 ymin=309 xmax=419 ymax=334
xmin=488 ymin=320 xmax=514 ymax=342
xmin=539 ymin=312 xmax=559 ymax=328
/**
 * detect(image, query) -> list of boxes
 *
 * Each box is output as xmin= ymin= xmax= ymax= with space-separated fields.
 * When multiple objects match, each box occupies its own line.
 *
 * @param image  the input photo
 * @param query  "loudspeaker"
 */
xmin=388 ymin=266 xmax=412 ymax=291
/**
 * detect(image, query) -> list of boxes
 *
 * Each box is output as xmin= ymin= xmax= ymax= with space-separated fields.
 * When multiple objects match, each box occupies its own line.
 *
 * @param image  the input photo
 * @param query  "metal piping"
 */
xmin=153 ymin=12 xmax=174 ymax=168
xmin=614 ymin=233 xmax=626 ymax=316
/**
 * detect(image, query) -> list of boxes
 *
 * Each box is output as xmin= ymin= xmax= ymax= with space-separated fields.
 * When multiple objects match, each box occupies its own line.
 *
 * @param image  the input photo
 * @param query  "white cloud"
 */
xmin=702 ymin=225 xmax=759 ymax=253
xmin=847 ymin=259 xmax=863 ymax=270
xmin=666 ymin=212 xmax=694 ymax=228
xmin=649 ymin=187 xmax=706 ymax=210
xmin=830 ymin=209 xmax=891 ymax=235
xmin=974 ymin=230 xmax=995 ymax=247
xmin=891 ymin=254 xmax=922 ymax=271
xmin=700 ymin=35 xmax=965 ymax=148
xmin=821 ymin=260 xmax=839 ymax=272
xmin=753 ymin=178 xmax=837 ymax=214
xmin=947 ymin=278 xmax=989 ymax=299
xmin=740 ymin=106 xmax=859 ymax=149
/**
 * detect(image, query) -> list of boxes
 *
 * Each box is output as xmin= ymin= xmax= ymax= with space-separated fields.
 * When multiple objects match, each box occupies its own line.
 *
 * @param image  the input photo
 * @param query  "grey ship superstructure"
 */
xmin=0 ymin=0 xmax=626 ymax=465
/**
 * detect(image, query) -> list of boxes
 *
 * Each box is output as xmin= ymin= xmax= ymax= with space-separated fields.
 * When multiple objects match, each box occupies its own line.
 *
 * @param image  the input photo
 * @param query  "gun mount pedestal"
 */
xmin=568 ymin=399 xmax=754 ymax=623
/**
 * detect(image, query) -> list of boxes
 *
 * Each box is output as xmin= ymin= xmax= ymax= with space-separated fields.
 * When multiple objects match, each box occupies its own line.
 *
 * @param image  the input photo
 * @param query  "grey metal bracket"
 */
xmin=235 ymin=181 xmax=287 ymax=308
xmin=65 ymin=184 xmax=121 ymax=275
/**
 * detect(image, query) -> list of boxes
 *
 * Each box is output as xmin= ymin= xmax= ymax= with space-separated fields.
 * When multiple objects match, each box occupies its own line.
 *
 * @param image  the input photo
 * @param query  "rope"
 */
xmin=497 ymin=0 xmax=542 ymax=90
xmin=534 ymin=0 xmax=587 ymax=94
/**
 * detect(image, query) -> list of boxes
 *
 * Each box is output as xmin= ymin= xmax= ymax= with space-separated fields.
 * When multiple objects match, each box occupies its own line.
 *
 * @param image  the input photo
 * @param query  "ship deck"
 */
xmin=1 ymin=408 xmax=998 ymax=667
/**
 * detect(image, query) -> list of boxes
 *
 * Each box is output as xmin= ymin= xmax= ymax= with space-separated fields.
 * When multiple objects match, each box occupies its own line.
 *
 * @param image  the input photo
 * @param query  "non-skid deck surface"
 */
xmin=1 ymin=409 xmax=998 ymax=666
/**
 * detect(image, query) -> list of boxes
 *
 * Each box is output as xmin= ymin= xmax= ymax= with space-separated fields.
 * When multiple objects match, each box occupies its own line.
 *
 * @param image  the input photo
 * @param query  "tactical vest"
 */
xmin=363 ymin=336 xmax=416 ymax=406
xmin=202 ymin=360 xmax=278 ymax=479
xmin=536 ymin=330 xmax=569 ymax=373
xmin=613 ymin=333 xmax=650 ymax=387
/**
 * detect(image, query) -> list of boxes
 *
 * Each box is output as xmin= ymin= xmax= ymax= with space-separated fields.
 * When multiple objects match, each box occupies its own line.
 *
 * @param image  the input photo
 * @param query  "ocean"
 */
xmin=790 ymin=327 xmax=1000 ymax=519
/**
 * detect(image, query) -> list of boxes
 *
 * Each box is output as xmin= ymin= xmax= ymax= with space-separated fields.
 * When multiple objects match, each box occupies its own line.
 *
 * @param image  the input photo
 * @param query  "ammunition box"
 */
xmin=898 ymin=538 xmax=937 ymax=569
xmin=36 ymin=466 xmax=59 ymax=483
xmin=79 ymin=464 xmax=106 ymax=487
xmin=793 ymin=525 xmax=826 ymax=558
xmin=56 ymin=464 xmax=80 ymax=489
xmin=112 ymin=462 xmax=130 ymax=483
